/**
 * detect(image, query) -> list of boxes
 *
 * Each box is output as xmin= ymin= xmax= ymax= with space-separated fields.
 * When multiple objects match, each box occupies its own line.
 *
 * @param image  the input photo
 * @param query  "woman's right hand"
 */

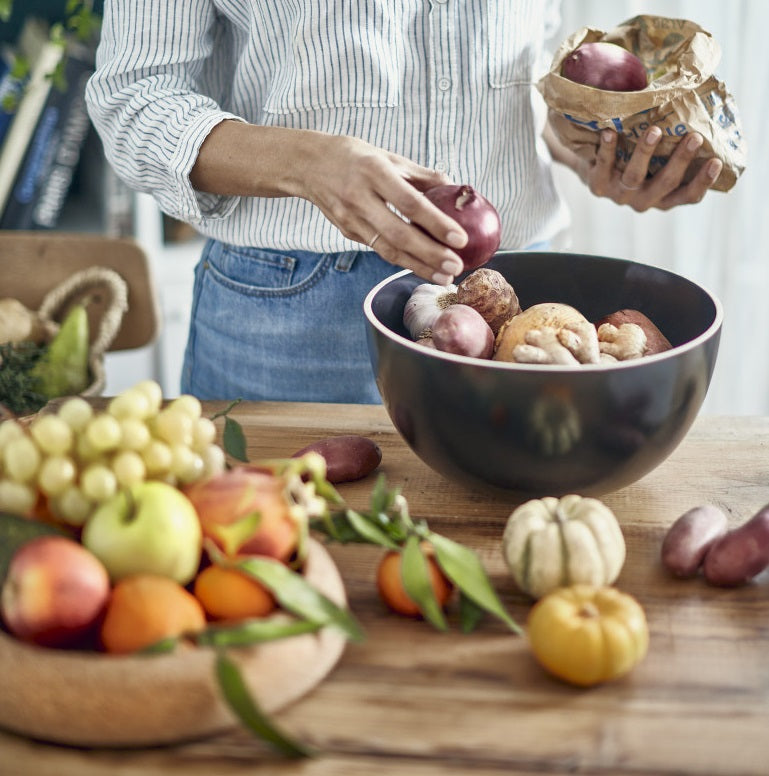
xmin=296 ymin=133 xmax=468 ymax=283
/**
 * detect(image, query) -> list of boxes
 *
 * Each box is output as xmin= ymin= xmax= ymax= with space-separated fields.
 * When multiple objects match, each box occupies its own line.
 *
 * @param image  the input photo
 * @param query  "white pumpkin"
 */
xmin=501 ymin=495 xmax=626 ymax=599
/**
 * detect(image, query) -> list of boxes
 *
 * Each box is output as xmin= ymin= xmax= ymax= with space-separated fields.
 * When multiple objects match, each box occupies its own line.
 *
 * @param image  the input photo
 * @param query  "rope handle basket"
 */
xmin=37 ymin=267 xmax=129 ymax=397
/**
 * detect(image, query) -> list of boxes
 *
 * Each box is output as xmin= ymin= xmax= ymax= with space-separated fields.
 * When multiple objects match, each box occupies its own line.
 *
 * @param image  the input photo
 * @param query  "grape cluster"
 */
xmin=0 ymin=380 xmax=226 ymax=524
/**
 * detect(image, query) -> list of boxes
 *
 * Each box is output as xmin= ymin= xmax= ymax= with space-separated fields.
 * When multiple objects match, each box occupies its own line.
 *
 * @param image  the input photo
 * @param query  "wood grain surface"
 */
xmin=2 ymin=402 xmax=768 ymax=775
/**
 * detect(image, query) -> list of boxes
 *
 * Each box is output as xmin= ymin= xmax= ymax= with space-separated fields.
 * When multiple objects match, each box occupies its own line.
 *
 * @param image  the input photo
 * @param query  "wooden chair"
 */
xmin=2 ymin=230 xmax=160 ymax=353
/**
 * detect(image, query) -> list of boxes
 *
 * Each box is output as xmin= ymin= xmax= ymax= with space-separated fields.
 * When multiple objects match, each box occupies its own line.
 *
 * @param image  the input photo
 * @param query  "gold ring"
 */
xmin=368 ymin=232 xmax=381 ymax=249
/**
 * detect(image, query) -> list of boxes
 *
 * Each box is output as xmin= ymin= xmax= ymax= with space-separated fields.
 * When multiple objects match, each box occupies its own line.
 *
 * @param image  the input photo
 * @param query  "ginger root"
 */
xmin=512 ymin=321 xmax=600 ymax=365
xmin=597 ymin=322 xmax=647 ymax=361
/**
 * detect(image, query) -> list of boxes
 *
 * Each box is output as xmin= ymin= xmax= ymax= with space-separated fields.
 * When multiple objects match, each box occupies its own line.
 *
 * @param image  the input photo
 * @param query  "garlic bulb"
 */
xmin=402 ymin=283 xmax=458 ymax=340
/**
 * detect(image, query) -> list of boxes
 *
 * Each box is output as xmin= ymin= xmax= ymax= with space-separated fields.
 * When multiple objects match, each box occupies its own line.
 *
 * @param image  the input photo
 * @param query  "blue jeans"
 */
xmin=181 ymin=241 xmax=396 ymax=403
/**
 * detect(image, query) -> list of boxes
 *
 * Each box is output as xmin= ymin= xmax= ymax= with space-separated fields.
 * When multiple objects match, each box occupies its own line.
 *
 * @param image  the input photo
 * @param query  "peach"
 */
xmin=183 ymin=467 xmax=300 ymax=562
xmin=1 ymin=536 xmax=110 ymax=648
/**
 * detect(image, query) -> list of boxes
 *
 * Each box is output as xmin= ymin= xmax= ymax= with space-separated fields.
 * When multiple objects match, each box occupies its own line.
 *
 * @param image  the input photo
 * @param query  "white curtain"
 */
xmin=548 ymin=1 xmax=768 ymax=415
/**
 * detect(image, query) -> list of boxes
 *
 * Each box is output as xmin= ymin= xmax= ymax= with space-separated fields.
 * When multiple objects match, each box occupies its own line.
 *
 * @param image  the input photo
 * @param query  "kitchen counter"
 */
xmin=2 ymin=402 xmax=768 ymax=775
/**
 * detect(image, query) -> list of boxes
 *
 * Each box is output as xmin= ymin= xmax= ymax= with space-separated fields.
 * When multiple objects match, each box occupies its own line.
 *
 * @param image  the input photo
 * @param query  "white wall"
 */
xmin=549 ymin=2 xmax=768 ymax=415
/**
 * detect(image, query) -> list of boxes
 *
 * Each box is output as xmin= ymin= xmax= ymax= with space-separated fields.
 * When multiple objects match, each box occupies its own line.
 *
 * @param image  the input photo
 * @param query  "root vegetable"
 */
xmin=561 ymin=41 xmax=648 ymax=91
xmin=703 ymin=504 xmax=769 ymax=587
xmin=431 ymin=304 xmax=495 ymax=359
xmin=661 ymin=505 xmax=728 ymax=578
xmin=423 ymin=184 xmax=501 ymax=271
xmin=292 ymin=435 xmax=382 ymax=483
xmin=456 ymin=269 xmax=521 ymax=335
xmin=596 ymin=309 xmax=672 ymax=355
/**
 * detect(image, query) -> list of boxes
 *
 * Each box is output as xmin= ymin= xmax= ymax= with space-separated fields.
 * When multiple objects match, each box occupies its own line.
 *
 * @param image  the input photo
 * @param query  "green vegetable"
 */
xmin=0 ymin=341 xmax=48 ymax=415
xmin=29 ymin=304 xmax=90 ymax=399
xmin=0 ymin=511 xmax=67 ymax=585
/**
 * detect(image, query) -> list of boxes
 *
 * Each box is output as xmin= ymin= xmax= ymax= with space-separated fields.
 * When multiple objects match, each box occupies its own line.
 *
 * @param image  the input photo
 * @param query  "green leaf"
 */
xmin=223 ymin=415 xmax=248 ymax=462
xmin=216 ymin=549 xmax=365 ymax=643
xmin=215 ymin=652 xmax=313 ymax=758
xmin=458 ymin=591 xmax=486 ymax=634
xmin=401 ymin=536 xmax=448 ymax=631
xmin=0 ymin=512 xmax=67 ymax=586
xmin=428 ymin=532 xmax=523 ymax=635
xmin=343 ymin=508 xmax=400 ymax=550
xmin=195 ymin=617 xmax=322 ymax=648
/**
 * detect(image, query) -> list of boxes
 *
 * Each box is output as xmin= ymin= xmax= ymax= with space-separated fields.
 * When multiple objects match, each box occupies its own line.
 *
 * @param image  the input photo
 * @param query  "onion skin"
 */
xmin=423 ymin=184 xmax=501 ymax=270
xmin=561 ymin=42 xmax=647 ymax=92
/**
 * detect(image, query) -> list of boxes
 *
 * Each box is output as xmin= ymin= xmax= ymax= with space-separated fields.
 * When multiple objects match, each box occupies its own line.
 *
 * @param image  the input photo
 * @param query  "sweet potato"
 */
xmin=596 ymin=309 xmax=672 ymax=355
xmin=292 ymin=435 xmax=382 ymax=483
xmin=431 ymin=304 xmax=494 ymax=359
xmin=660 ymin=505 xmax=728 ymax=578
xmin=702 ymin=505 xmax=769 ymax=586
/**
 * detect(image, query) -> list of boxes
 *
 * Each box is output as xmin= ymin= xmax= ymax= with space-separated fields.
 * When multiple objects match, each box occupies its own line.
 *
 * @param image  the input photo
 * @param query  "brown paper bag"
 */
xmin=537 ymin=15 xmax=746 ymax=192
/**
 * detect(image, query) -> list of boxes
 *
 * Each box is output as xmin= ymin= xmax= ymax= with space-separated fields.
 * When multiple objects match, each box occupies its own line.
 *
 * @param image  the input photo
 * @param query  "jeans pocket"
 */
xmin=263 ymin=3 xmax=402 ymax=113
xmin=202 ymin=242 xmax=334 ymax=297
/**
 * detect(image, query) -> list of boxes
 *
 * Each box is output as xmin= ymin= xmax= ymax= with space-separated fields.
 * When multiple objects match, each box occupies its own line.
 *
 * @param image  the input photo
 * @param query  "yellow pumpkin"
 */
xmin=501 ymin=494 xmax=625 ymax=599
xmin=527 ymin=584 xmax=649 ymax=687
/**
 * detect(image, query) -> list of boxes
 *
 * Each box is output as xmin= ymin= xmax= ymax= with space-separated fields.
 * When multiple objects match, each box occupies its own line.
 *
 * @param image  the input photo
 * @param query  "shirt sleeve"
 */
xmin=84 ymin=0 xmax=243 ymax=224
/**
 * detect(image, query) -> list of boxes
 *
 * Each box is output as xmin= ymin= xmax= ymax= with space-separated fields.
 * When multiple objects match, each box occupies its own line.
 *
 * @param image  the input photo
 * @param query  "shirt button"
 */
xmin=434 ymin=0 xmax=448 ymax=4
xmin=438 ymin=77 xmax=451 ymax=91
xmin=434 ymin=161 xmax=447 ymax=173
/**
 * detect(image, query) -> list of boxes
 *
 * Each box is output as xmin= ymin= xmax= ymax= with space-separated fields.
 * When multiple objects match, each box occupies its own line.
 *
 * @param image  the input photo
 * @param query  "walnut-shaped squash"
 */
xmin=527 ymin=584 xmax=649 ymax=687
xmin=501 ymin=495 xmax=626 ymax=599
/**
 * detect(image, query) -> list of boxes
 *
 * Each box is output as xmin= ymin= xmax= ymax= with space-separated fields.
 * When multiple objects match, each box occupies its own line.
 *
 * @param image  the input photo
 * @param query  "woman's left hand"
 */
xmin=578 ymin=127 xmax=723 ymax=211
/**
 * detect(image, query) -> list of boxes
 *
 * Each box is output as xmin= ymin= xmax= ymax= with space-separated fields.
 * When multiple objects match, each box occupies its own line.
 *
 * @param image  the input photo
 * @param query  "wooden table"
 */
xmin=3 ymin=403 xmax=769 ymax=775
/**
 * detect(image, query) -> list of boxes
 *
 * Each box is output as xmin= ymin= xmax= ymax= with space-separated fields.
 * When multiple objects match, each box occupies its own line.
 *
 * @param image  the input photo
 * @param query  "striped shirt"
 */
xmin=85 ymin=0 xmax=569 ymax=252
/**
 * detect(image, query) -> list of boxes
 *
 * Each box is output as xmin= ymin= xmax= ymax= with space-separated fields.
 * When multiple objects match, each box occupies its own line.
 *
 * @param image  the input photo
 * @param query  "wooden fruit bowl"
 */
xmin=0 ymin=539 xmax=347 ymax=748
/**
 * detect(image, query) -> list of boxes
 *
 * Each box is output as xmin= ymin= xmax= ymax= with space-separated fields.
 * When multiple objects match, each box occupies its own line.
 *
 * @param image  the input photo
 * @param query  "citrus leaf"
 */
xmin=215 ymin=652 xmax=313 ymax=758
xmin=218 ymin=550 xmax=365 ymax=643
xmin=0 ymin=512 xmax=68 ymax=586
xmin=401 ymin=535 xmax=448 ymax=631
xmin=428 ymin=532 xmax=522 ymax=634
xmin=343 ymin=508 xmax=400 ymax=550
xmin=195 ymin=617 xmax=322 ymax=648
xmin=223 ymin=415 xmax=248 ymax=462
xmin=458 ymin=591 xmax=486 ymax=634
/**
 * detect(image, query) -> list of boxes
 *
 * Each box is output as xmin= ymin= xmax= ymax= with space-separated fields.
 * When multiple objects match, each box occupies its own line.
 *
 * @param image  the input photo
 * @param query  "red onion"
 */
xmin=424 ymin=184 xmax=501 ymax=270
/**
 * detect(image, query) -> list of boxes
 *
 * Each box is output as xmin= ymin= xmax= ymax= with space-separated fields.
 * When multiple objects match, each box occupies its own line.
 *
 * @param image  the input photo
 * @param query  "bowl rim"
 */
xmin=363 ymin=253 xmax=724 ymax=372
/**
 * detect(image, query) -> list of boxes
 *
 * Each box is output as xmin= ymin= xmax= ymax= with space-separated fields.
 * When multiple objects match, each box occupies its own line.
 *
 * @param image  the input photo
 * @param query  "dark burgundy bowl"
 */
xmin=363 ymin=251 xmax=722 ymax=498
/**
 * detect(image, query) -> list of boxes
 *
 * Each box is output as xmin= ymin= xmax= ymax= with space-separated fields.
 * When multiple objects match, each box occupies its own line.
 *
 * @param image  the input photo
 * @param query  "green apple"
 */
xmin=82 ymin=481 xmax=202 ymax=585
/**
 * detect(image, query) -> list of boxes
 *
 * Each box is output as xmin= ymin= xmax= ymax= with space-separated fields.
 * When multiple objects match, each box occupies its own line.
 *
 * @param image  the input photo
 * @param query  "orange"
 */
xmin=193 ymin=564 xmax=276 ymax=621
xmin=100 ymin=574 xmax=206 ymax=654
xmin=376 ymin=548 xmax=453 ymax=617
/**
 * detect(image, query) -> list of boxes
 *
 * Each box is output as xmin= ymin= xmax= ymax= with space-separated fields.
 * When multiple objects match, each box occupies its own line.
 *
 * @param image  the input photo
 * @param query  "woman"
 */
xmin=86 ymin=1 xmax=721 ymax=403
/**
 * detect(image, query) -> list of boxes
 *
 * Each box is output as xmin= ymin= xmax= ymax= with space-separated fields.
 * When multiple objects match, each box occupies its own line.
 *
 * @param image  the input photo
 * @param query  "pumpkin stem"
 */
xmin=578 ymin=601 xmax=600 ymax=619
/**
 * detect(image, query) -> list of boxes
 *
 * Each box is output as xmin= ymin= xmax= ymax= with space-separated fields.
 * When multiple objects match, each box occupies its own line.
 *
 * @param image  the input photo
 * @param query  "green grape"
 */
xmin=133 ymin=379 xmax=163 ymax=415
xmin=30 ymin=414 xmax=73 ymax=456
xmin=3 ymin=435 xmax=41 ymax=482
xmin=85 ymin=414 xmax=123 ymax=453
xmin=52 ymin=485 xmax=93 ymax=526
xmin=0 ymin=479 xmax=37 ymax=514
xmin=169 ymin=444 xmax=204 ymax=484
xmin=191 ymin=417 xmax=217 ymax=451
xmin=201 ymin=443 xmax=226 ymax=479
xmin=108 ymin=388 xmax=153 ymax=420
xmin=141 ymin=439 xmax=173 ymax=476
xmin=153 ymin=407 xmax=194 ymax=447
xmin=168 ymin=394 xmax=202 ymax=420
xmin=81 ymin=463 xmax=118 ymax=502
xmin=0 ymin=419 xmax=25 ymax=451
xmin=37 ymin=455 xmax=77 ymax=497
xmin=56 ymin=397 xmax=94 ymax=431
xmin=118 ymin=417 xmax=151 ymax=451
xmin=112 ymin=450 xmax=146 ymax=487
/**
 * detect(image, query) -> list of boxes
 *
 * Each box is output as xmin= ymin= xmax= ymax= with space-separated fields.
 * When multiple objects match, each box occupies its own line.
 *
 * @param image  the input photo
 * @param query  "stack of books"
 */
xmin=0 ymin=18 xmax=95 ymax=230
